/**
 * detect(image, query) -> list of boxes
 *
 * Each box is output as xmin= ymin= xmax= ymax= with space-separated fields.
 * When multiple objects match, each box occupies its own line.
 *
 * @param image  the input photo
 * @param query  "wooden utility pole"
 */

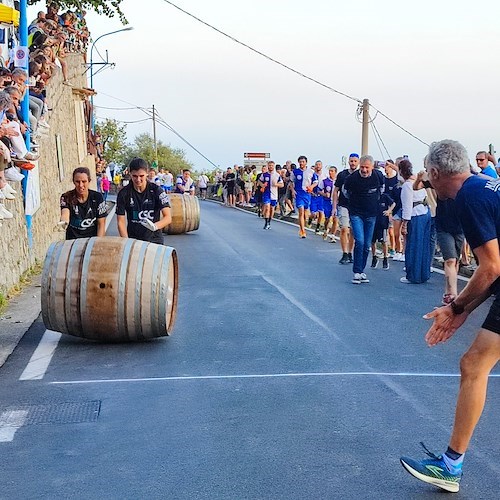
xmin=361 ymin=98 xmax=369 ymax=156
xmin=152 ymin=104 xmax=158 ymax=164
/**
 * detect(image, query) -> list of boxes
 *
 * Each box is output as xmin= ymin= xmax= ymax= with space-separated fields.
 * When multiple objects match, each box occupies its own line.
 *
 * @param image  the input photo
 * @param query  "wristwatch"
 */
xmin=449 ymin=300 xmax=465 ymax=315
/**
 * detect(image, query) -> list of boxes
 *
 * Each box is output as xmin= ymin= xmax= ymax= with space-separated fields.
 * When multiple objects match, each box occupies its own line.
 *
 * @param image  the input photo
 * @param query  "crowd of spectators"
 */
xmin=207 ymin=150 xmax=499 ymax=295
xmin=0 ymin=2 xmax=89 ymax=226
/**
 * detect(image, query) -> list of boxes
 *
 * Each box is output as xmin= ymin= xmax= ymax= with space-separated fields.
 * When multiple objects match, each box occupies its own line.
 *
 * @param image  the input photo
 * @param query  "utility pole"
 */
xmin=152 ymin=104 xmax=158 ymax=166
xmin=361 ymin=98 xmax=369 ymax=156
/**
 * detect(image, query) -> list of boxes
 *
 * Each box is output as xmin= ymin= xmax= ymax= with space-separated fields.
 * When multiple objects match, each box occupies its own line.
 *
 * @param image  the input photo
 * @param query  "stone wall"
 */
xmin=0 ymin=54 xmax=95 ymax=295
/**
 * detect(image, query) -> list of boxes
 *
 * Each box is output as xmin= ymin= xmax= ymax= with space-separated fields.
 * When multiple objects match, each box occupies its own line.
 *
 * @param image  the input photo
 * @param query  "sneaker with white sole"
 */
xmin=400 ymin=443 xmax=462 ymax=493
xmin=360 ymin=273 xmax=370 ymax=283
xmin=4 ymin=167 xmax=24 ymax=182
xmin=0 ymin=203 xmax=14 ymax=219
xmin=352 ymin=273 xmax=362 ymax=284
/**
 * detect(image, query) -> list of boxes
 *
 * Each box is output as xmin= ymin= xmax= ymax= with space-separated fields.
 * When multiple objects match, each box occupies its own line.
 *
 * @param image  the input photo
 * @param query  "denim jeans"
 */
xmin=350 ymin=215 xmax=377 ymax=274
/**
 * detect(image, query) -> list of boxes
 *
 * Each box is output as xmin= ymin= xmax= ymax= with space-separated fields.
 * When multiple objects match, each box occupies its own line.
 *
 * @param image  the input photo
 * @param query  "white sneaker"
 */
xmin=4 ymin=167 xmax=24 ymax=182
xmin=38 ymin=120 xmax=50 ymax=129
xmin=21 ymin=152 xmax=40 ymax=161
xmin=4 ymin=183 xmax=16 ymax=195
xmin=360 ymin=273 xmax=370 ymax=283
xmin=0 ymin=187 xmax=15 ymax=200
xmin=352 ymin=273 xmax=362 ymax=284
xmin=0 ymin=203 xmax=13 ymax=219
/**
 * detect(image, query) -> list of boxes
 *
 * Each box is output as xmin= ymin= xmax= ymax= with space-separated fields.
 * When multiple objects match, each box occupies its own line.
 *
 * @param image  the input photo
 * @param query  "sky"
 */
xmin=29 ymin=0 xmax=500 ymax=171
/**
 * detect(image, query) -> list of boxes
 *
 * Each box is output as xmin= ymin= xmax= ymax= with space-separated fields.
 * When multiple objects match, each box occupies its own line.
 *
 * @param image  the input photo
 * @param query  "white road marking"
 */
xmin=261 ymin=274 xmax=341 ymax=340
xmin=0 ymin=410 xmax=29 ymax=442
xmin=50 ymin=371 xmax=500 ymax=385
xmin=19 ymin=330 xmax=62 ymax=381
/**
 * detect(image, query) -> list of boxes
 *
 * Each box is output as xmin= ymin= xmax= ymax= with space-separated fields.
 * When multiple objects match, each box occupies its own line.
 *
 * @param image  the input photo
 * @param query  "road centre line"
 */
xmin=19 ymin=330 xmax=62 ymax=381
xmin=50 ymin=371 xmax=500 ymax=385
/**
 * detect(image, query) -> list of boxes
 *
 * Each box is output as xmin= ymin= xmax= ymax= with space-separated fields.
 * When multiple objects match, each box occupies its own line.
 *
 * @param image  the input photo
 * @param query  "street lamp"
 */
xmin=90 ymin=26 xmax=134 ymax=131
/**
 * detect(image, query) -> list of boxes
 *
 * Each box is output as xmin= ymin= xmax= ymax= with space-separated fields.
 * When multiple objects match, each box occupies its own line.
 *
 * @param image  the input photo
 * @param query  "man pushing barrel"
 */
xmin=116 ymin=158 xmax=172 ymax=245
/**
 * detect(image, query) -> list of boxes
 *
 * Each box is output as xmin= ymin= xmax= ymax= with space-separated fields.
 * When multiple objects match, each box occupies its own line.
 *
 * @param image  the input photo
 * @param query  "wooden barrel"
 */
xmin=165 ymin=194 xmax=200 ymax=234
xmin=41 ymin=237 xmax=178 ymax=341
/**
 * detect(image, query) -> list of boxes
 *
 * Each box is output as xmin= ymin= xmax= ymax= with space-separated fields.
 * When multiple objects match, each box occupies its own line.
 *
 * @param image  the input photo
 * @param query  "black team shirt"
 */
xmin=60 ymin=189 xmax=107 ymax=240
xmin=116 ymin=182 xmax=171 ymax=244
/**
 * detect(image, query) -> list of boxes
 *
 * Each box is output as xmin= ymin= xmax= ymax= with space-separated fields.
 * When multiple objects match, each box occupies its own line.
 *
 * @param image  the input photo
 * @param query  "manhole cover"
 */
xmin=3 ymin=401 xmax=101 ymax=425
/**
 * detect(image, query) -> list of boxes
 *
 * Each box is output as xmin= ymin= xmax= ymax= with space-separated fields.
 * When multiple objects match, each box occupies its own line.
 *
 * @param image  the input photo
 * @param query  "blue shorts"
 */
xmin=164 ymin=186 xmax=172 ymax=193
xmin=263 ymin=197 xmax=277 ymax=207
xmin=295 ymin=192 xmax=311 ymax=210
xmin=310 ymin=195 xmax=323 ymax=214
xmin=323 ymin=201 xmax=333 ymax=218
xmin=262 ymin=193 xmax=272 ymax=205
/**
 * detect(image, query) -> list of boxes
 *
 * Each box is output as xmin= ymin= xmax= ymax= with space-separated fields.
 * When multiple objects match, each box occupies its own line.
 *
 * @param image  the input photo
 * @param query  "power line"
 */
xmin=145 ymin=109 xmax=219 ymax=168
xmin=160 ymin=0 xmax=361 ymax=104
xmin=370 ymin=115 xmax=391 ymax=159
xmin=161 ymin=0 xmax=429 ymax=147
xmin=94 ymin=105 xmax=145 ymax=111
xmin=95 ymin=92 xmax=219 ymax=168
xmin=369 ymin=104 xmax=429 ymax=147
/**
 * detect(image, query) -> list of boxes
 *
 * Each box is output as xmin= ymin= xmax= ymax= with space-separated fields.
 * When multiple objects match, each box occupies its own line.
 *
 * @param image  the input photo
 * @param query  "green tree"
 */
xmin=28 ymin=1 xmax=128 ymax=24
xmin=94 ymin=118 xmax=127 ymax=164
xmin=124 ymin=133 xmax=193 ymax=176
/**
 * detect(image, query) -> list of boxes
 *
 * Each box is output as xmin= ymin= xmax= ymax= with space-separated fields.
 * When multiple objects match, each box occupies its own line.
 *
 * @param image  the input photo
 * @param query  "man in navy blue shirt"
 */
xmin=400 ymin=140 xmax=500 ymax=493
xmin=343 ymin=155 xmax=384 ymax=284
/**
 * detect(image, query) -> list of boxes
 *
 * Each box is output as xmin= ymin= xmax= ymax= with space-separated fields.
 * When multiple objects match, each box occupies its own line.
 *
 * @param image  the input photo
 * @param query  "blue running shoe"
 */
xmin=400 ymin=443 xmax=462 ymax=493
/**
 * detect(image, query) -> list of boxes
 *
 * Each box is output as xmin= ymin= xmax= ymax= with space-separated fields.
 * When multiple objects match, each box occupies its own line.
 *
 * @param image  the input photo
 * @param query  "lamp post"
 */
xmin=89 ymin=26 xmax=134 ymax=132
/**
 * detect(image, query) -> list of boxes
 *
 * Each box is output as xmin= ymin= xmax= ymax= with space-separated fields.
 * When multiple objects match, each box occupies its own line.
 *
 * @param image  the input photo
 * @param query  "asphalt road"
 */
xmin=1 ymin=200 xmax=499 ymax=499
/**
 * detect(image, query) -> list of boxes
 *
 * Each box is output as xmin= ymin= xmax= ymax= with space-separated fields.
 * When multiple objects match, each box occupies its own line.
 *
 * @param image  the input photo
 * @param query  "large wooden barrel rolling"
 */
xmin=165 ymin=194 xmax=200 ymax=234
xmin=41 ymin=237 xmax=178 ymax=341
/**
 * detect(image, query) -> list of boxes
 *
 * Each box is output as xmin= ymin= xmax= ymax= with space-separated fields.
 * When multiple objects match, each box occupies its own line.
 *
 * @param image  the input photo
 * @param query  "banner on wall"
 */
xmin=25 ymin=162 xmax=41 ymax=216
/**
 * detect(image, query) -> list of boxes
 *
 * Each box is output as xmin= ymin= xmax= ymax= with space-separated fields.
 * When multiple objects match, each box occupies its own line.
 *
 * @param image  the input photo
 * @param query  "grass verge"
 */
xmin=0 ymin=261 xmax=43 ymax=316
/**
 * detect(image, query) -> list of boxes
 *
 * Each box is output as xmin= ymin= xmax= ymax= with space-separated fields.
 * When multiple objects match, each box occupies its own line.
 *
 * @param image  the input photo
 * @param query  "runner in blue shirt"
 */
xmin=319 ymin=166 xmax=338 ymax=242
xmin=290 ymin=155 xmax=318 ymax=238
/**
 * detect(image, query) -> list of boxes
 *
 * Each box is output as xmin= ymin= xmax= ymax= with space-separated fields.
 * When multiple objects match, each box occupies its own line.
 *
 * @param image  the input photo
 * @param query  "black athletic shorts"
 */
xmin=482 ymin=281 xmax=500 ymax=334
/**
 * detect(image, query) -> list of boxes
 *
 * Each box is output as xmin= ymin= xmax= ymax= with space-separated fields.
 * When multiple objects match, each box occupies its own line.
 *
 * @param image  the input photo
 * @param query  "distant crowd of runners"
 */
xmin=211 ymin=142 xmax=500 ymax=494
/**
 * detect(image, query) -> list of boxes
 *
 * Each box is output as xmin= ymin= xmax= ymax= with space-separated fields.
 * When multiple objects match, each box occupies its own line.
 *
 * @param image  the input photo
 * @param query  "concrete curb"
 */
xmin=0 ymin=275 xmax=42 ymax=368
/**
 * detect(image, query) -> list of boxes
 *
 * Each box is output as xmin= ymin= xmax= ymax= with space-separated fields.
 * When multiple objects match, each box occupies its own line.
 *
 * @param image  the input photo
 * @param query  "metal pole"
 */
xmin=19 ymin=0 xmax=33 ymax=249
xmin=89 ymin=26 xmax=134 ymax=133
xmin=361 ymin=98 xmax=369 ymax=156
xmin=152 ymin=105 xmax=158 ymax=164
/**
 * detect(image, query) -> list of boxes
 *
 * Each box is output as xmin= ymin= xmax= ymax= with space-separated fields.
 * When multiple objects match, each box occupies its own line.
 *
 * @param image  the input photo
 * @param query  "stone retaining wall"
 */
xmin=0 ymin=54 xmax=94 ymax=294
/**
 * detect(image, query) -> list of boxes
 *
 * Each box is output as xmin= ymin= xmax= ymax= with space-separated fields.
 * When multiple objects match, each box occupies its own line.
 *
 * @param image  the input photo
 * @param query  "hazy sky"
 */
xmin=30 ymin=0 xmax=500 ymax=171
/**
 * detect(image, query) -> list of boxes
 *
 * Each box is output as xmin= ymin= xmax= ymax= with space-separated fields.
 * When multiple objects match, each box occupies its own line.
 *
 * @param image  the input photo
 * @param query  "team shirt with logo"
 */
xmin=116 ymin=182 xmax=171 ymax=244
xmin=291 ymin=168 xmax=317 ymax=193
xmin=319 ymin=177 xmax=334 ymax=217
xmin=259 ymin=171 xmax=271 ymax=202
xmin=60 ymin=189 xmax=107 ymax=240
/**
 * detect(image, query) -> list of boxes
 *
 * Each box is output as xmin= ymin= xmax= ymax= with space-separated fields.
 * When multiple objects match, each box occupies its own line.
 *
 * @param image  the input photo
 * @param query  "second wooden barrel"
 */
xmin=41 ymin=237 xmax=178 ymax=341
xmin=165 ymin=193 xmax=200 ymax=234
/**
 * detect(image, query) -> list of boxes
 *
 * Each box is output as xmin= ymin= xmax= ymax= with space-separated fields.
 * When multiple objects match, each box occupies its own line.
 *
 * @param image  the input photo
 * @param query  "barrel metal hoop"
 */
xmin=150 ymin=245 xmax=165 ymax=337
xmin=43 ymin=241 xmax=62 ymax=330
xmin=64 ymin=239 xmax=85 ymax=336
xmin=117 ymin=238 xmax=135 ymax=340
xmin=158 ymin=247 xmax=173 ymax=334
xmin=79 ymin=237 xmax=96 ymax=334
xmin=134 ymin=242 xmax=149 ymax=341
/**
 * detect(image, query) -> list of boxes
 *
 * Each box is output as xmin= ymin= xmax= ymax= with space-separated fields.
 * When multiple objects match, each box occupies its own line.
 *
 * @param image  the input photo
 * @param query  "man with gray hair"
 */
xmin=400 ymin=139 xmax=500 ymax=493
xmin=342 ymin=154 xmax=385 ymax=283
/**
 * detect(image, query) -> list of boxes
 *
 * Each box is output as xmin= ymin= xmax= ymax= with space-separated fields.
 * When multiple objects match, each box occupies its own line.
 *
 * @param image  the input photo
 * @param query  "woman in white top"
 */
xmin=399 ymin=159 xmax=432 ymax=283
